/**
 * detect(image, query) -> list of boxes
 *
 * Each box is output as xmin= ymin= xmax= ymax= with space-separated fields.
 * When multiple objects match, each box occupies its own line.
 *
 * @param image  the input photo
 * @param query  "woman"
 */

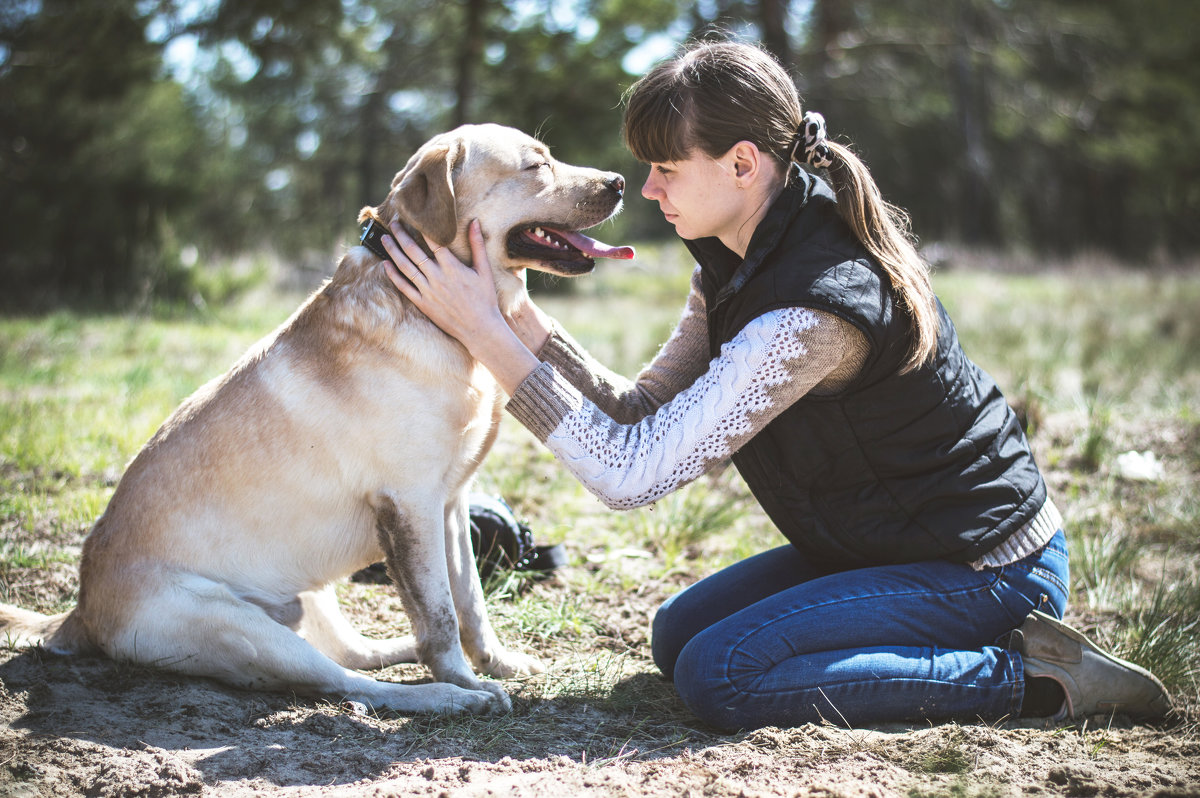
xmin=379 ymin=40 xmax=1170 ymax=730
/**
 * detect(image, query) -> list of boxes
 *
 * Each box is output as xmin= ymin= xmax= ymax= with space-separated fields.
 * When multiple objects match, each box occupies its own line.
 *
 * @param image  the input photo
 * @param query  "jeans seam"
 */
xmin=1028 ymin=565 xmax=1068 ymax=597
xmin=728 ymin=673 xmax=1018 ymax=699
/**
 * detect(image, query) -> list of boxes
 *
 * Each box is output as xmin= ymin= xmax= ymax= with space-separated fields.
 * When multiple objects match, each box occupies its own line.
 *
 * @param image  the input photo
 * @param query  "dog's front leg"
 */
xmin=445 ymin=494 xmax=544 ymax=679
xmin=372 ymin=491 xmax=511 ymax=711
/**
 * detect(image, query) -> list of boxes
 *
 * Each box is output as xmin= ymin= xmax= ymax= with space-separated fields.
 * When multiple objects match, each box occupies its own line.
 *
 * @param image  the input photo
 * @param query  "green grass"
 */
xmin=1 ymin=249 xmax=1198 ymax=726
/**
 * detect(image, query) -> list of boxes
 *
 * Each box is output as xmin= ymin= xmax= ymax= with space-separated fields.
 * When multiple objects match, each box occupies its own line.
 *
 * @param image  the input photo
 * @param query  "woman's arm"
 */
xmin=508 ymin=307 xmax=854 ymax=509
xmin=537 ymin=268 xmax=711 ymax=423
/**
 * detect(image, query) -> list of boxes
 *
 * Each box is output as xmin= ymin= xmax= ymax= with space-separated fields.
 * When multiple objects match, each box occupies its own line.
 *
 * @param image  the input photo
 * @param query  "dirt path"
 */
xmin=3 ymin=631 xmax=1197 ymax=797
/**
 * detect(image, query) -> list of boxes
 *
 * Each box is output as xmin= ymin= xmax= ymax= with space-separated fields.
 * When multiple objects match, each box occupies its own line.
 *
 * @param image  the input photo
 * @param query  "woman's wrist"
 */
xmin=505 ymin=297 xmax=553 ymax=356
xmin=465 ymin=313 xmax=541 ymax=396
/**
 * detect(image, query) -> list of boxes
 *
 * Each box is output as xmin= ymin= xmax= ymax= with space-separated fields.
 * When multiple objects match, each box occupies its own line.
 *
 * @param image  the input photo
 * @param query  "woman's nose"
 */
xmin=641 ymin=172 xmax=660 ymax=200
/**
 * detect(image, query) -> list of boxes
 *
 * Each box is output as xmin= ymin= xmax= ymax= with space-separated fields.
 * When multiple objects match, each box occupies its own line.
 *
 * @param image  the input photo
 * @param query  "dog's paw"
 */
xmin=442 ymin=683 xmax=508 ymax=715
xmin=483 ymin=650 xmax=545 ymax=679
xmin=476 ymin=680 xmax=513 ymax=713
xmin=358 ymin=680 xmax=502 ymax=715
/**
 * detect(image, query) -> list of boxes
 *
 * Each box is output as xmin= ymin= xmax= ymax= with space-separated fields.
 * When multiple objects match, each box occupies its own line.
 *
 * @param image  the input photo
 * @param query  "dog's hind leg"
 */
xmin=371 ymin=491 xmax=511 ymax=710
xmin=113 ymin=573 xmax=499 ymax=715
xmin=296 ymin=585 xmax=418 ymax=670
xmin=444 ymin=493 xmax=544 ymax=678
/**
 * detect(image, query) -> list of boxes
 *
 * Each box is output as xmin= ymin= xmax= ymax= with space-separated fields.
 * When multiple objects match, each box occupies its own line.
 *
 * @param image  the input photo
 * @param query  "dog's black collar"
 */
xmin=359 ymin=218 xmax=395 ymax=264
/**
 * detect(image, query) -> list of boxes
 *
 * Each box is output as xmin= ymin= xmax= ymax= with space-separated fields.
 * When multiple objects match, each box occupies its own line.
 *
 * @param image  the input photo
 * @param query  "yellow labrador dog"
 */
xmin=0 ymin=123 xmax=633 ymax=715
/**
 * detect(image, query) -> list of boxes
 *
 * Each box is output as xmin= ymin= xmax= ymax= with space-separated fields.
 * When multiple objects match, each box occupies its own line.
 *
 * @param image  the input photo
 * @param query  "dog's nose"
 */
xmin=608 ymin=175 xmax=625 ymax=197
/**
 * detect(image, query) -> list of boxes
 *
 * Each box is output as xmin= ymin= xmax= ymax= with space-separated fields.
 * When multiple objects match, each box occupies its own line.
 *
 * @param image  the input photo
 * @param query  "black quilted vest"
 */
xmin=684 ymin=171 xmax=1046 ymax=569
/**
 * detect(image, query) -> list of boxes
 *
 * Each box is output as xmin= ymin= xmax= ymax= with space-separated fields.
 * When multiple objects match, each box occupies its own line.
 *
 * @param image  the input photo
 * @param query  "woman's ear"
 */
xmin=728 ymin=140 xmax=763 ymax=184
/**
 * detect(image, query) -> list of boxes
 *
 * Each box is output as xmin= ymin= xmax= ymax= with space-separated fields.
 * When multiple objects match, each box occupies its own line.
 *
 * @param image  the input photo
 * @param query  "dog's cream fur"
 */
xmin=0 ymin=124 xmax=627 ymax=715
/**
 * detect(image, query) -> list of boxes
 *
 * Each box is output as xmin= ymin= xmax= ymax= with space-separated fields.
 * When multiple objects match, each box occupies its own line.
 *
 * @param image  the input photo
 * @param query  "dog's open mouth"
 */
xmin=506 ymin=225 xmax=634 ymax=275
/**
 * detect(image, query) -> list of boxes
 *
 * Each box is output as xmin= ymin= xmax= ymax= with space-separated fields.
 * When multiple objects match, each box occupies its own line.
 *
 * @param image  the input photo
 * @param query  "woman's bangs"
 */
xmin=623 ymin=90 xmax=693 ymax=164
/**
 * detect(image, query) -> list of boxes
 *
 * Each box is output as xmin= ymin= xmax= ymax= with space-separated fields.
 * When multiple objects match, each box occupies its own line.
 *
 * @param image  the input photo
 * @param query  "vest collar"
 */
xmin=689 ymin=168 xmax=826 ymax=311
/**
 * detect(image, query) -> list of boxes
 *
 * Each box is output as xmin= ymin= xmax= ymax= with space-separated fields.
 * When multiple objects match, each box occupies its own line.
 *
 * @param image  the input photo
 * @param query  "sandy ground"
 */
xmin=3 ymin=409 xmax=1198 ymax=797
xmin=2 ymin=572 xmax=1198 ymax=798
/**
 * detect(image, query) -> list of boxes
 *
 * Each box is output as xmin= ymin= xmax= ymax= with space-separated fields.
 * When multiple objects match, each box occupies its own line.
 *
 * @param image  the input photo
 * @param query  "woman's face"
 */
xmin=640 ymin=149 xmax=745 ymax=243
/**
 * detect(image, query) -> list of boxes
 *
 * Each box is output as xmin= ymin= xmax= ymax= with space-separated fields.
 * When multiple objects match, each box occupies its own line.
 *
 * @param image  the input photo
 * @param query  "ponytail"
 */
xmin=803 ymin=135 xmax=939 ymax=373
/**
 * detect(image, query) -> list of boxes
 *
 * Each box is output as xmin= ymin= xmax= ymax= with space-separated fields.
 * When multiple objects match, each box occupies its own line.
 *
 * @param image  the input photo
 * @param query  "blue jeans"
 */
xmin=651 ymin=530 xmax=1069 ymax=731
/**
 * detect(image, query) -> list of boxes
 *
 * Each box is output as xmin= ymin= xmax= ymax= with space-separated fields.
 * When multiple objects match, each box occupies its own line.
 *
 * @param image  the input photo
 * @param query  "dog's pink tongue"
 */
xmin=556 ymin=228 xmax=635 ymax=260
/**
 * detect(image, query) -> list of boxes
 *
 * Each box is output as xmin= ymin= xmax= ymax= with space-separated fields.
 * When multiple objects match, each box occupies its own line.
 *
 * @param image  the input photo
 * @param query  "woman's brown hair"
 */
xmin=622 ymin=40 xmax=939 ymax=373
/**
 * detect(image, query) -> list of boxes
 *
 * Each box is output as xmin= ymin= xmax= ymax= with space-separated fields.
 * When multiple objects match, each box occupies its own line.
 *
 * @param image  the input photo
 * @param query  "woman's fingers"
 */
xmin=381 ymin=221 xmax=433 ymax=281
xmin=465 ymin=220 xmax=498 ymax=294
xmin=385 ymin=220 xmax=425 ymax=262
xmin=381 ymin=259 xmax=419 ymax=298
xmin=423 ymin=234 xmax=468 ymax=276
xmin=379 ymin=220 xmax=497 ymax=317
xmin=467 ymin=219 xmax=488 ymax=270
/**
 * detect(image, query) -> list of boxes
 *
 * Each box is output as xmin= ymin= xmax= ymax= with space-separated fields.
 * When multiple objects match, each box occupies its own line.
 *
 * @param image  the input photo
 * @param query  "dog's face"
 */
xmin=367 ymin=124 xmax=633 ymax=305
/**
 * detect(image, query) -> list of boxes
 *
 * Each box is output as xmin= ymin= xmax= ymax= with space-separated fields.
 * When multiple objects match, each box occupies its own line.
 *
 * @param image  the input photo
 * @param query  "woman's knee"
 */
xmin=653 ymin=545 xmax=819 ymax=679
xmin=650 ymin=591 xmax=687 ymax=678
xmin=672 ymin=634 xmax=737 ymax=730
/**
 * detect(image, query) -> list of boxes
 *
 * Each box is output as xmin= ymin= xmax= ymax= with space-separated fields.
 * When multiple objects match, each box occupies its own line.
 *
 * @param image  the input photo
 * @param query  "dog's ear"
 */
xmin=392 ymin=140 xmax=460 ymax=247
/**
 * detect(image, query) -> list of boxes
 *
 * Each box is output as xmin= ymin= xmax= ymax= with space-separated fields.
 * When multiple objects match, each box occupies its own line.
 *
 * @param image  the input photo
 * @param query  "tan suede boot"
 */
xmin=1011 ymin=610 xmax=1173 ymax=721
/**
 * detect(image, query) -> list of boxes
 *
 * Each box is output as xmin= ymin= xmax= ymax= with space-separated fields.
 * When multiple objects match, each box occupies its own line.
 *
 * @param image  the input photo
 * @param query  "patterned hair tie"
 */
xmin=789 ymin=110 xmax=834 ymax=169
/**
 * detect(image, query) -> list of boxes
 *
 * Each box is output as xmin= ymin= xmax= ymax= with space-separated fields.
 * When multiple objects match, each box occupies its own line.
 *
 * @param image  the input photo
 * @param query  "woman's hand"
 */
xmin=381 ymin=219 xmax=505 ymax=347
xmin=380 ymin=219 xmax=541 ymax=395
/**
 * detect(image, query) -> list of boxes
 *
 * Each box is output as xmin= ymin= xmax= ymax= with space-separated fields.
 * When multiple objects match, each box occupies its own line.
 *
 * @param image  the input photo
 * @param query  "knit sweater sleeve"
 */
xmin=506 ymin=304 xmax=855 ymax=509
xmin=535 ymin=267 xmax=710 ymax=423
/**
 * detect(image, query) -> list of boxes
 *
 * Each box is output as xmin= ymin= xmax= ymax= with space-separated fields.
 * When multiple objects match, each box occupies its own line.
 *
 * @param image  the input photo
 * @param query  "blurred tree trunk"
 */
xmin=949 ymin=1 xmax=999 ymax=244
xmin=357 ymin=23 xmax=411 ymax=208
xmin=806 ymin=0 xmax=853 ymax=101
xmin=358 ymin=87 xmax=387 ymax=208
xmin=453 ymin=0 xmax=488 ymax=126
xmin=759 ymin=0 xmax=792 ymax=68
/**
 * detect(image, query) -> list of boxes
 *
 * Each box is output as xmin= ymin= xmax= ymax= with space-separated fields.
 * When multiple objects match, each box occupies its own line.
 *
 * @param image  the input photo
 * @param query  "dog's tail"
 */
xmin=0 ymin=604 xmax=91 ymax=655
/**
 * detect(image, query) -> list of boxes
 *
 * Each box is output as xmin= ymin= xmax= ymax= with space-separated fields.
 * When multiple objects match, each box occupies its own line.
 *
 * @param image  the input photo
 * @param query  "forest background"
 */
xmin=2 ymin=0 xmax=1198 ymax=310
